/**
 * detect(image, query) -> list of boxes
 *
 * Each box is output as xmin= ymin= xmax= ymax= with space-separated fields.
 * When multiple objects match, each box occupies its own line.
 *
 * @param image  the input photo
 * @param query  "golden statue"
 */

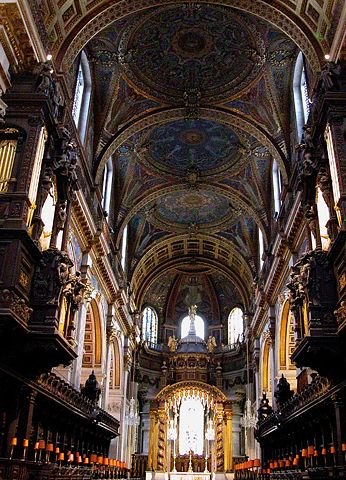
xmin=207 ymin=335 xmax=217 ymax=353
xmin=168 ymin=334 xmax=178 ymax=352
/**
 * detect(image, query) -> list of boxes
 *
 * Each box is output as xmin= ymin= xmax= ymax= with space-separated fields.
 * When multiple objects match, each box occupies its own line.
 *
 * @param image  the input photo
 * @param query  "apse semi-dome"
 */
xmin=118 ymin=5 xmax=265 ymax=104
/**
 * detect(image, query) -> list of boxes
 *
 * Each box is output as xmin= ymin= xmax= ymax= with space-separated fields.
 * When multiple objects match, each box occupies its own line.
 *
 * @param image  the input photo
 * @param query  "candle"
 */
xmin=10 ymin=437 xmax=17 ymax=446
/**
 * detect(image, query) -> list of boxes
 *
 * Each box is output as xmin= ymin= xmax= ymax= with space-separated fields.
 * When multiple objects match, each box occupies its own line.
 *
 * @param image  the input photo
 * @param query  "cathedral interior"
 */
xmin=0 ymin=1 xmax=345 ymax=479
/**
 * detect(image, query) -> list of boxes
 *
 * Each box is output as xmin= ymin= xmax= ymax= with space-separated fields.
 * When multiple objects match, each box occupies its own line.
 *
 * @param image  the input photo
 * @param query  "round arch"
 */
xmin=279 ymin=300 xmax=294 ymax=370
xmin=156 ymin=380 xmax=226 ymax=403
xmin=114 ymin=182 xmax=270 ymax=251
xmin=95 ymin=107 xmax=289 ymax=186
xmin=132 ymin=249 xmax=252 ymax=312
xmin=109 ymin=336 xmax=121 ymax=388
xmin=56 ymin=0 xmax=323 ymax=76
xmin=261 ymin=335 xmax=273 ymax=398
xmin=81 ymin=299 xmax=103 ymax=379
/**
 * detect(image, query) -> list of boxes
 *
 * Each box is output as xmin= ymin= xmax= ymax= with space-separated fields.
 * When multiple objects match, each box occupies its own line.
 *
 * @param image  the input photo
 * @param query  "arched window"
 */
xmin=316 ymin=186 xmax=331 ymax=250
xmin=259 ymin=227 xmax=264 ymax=269
xmin=272 ymin=160 xmax=282 ymax=217
xmin=102 ymin=157 xmax=113 ymax=217
xmin=72 ymin=51 xmax=91 ymax=143
xmin=181 ymin=315 xmax=204 ymax=339
xmin=121 ymin=224 xmax=128 ymax=271
xmin=142 ymin=306 xmax=158 ymax=344
xmin=293 ymin=52 xmax=310 ymax=140
xmin=228 ymin=307 xmax=244 ymax=345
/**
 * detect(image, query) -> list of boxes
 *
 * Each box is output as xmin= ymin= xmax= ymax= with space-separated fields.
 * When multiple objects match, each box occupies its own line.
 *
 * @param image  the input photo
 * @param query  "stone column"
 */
xmin=232 ymin=399 xmax=242 ymax=457
xmin=120 ymin=349 xmax=131 ymax=461
xmin=103 ymin=304 xmax=116 ymax=410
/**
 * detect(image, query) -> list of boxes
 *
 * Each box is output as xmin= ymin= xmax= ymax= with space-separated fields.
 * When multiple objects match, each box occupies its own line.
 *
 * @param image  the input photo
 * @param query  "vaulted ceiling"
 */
xmin=29 ymin=0 xmax=342 ymax=320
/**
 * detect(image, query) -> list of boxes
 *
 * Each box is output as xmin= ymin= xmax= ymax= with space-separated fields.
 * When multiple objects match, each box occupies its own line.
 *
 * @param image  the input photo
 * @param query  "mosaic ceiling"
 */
xmin=137 ymin=119 xmax=245 ymax=177
xmin=118 ymin=5 xmax=265 ymax=103
xmin=74 ymin=2 xmax=305 ymax=310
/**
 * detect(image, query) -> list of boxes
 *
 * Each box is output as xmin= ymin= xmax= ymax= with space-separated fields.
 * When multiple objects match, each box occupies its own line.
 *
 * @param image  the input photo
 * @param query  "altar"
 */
xmin=170 ymin=472 xmax=211 ymax=480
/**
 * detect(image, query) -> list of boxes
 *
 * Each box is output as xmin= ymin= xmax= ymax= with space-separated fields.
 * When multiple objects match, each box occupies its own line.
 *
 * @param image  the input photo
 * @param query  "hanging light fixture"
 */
xmin=126 ymin=337 xmax=140 ymax=427
xmin=240 ymin=336 xmax=258 ymax=429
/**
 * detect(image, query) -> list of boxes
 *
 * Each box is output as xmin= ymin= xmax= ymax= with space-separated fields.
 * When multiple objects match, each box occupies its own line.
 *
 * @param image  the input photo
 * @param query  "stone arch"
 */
xmin=114 ymin=182 xmax=270 ymax=251
xmin=56 ymin=0 xmax=323 ymax=76
xmin=95 ymin=107 xmax=289 ymax=186
xmin=278 ymin=299 xmax=297 ymax=390
xmin=261 ymin=335 xmax=273 ymax=403
xmin=131 ymin=237 xmax=253 ymax=311
xmin=109 ymin=337 xmax=121 ymax=388
xmin=81 ymin=299 xmax=103 ymax=385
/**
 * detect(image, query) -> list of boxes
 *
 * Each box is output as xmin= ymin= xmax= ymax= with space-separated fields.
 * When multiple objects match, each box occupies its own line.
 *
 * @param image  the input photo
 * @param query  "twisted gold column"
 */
xmin=215 ymin=403 xmax=224 ymax=472
xmin=157 ymin=407 xmax=167 ymax=471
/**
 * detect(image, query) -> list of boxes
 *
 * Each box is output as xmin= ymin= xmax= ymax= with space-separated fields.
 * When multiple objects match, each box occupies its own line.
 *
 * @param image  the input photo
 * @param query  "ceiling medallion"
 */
xmin=134 ymin=119 xmax=249 ymax=179
xmin=117 ymin=5 xmax=266 ymax=104
xmin=145 ymin=189 xmax=241 ymax=235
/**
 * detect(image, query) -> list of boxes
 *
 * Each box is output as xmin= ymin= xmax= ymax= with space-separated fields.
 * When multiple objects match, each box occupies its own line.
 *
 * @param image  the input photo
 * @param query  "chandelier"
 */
xmin=240 ymin=398 xmax=257 ymax=429
xmin=126 ymin=397 xmax=140 ymax=426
